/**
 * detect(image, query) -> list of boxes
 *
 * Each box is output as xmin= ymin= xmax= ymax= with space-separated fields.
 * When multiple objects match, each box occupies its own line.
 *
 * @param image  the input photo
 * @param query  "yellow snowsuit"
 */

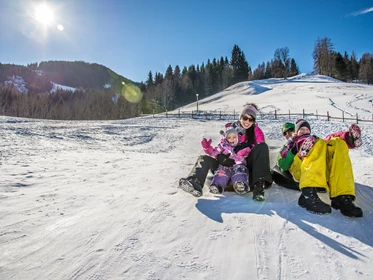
xmin=289 ymin=137 xmax=355 ymax=198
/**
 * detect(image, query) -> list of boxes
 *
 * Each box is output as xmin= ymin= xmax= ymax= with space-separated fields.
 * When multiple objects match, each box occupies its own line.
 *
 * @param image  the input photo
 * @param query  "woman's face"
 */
xmin=240 ymin=114 xmax=255 ymax=129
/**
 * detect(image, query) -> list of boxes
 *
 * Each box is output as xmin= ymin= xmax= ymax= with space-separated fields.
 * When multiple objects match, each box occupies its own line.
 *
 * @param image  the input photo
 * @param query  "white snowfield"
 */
xmin=1 ymin=74 xmax=373 ymax=280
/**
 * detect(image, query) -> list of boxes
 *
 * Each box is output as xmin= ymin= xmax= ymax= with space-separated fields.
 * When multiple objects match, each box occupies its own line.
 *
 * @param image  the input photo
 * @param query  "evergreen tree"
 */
xmin=290 ymin=58 xmax=299 ymax=76
xmin=230 ymin=44 xmax=250 ymax=84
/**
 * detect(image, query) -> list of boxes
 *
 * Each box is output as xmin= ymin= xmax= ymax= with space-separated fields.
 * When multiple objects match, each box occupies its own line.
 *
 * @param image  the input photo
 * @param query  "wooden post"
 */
xmin=327 ymin=111 xmax=330 ymax=121
xmin=316 ymin=109 xmax=318 ymax=119
xmin=342 ymin=111 xmax=344 ymax=122
xmin=178 ymin=109 xmax=180 ymax=118
xmin=288 ymin=109 xmax=290 ymax=119
xmin=303 ymin=109 xmax=305 ymax=118
xmin=275 ymin=110 xmax=277 ymax=119
xmin=356 ymin=113 xmax=359 ymax=124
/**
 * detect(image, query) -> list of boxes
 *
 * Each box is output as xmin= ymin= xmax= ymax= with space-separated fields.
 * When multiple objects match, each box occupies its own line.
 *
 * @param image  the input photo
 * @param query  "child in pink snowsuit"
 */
xmin=201 ymin=126 xmax=251 ymax=195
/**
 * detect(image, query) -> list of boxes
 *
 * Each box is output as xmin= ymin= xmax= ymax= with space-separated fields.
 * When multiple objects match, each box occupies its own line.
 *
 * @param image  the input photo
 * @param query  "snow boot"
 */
xmin=298 ymin=187 xmax=331 ymax=214
xmin=233 ymin=181 xmax=247 ymax=195
xmin=331 ymin=195 xmax=363 ymax=218
xmin=179 ymin=177 xmax=203 ymax=197
xmin=252 ymin=181 xmax=265 ymax=202
xmin=209 ymin=184 xmax=222 ymax=194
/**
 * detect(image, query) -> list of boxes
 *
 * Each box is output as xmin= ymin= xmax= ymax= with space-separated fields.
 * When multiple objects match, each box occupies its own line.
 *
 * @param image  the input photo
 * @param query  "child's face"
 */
xmin=297 ymin=127 xmax=310 ymax=136
xmin=284 ymin=129 xmax=294 ymax=140
xmin=240 ymin=114 xmax=255 ymax=129
xmin=226 ymin=133 xmax=238 ymax=146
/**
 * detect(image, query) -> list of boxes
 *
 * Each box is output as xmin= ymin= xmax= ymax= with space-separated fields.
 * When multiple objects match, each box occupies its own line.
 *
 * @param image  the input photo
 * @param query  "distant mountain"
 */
xmin=0 ymin=60 xmax=138 ymax=94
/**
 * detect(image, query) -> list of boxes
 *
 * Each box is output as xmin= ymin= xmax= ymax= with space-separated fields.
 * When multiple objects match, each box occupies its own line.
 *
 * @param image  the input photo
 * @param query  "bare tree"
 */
xmin=274 ymin=47 xmax=290 ymax=79
xmin=313 ymin=37 xmax=334 ymax=76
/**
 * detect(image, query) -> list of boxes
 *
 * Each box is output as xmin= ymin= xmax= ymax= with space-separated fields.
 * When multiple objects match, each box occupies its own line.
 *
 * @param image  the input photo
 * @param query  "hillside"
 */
xmin=0 ymin=61 xmax=137 ymax=94
xmin=1 ymin=74 xmax=373 ymax=279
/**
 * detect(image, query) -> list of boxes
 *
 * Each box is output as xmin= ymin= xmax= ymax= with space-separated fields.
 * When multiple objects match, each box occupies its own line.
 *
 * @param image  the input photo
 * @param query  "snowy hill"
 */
xmin=1 ymin=74 xmax=373 ymax=279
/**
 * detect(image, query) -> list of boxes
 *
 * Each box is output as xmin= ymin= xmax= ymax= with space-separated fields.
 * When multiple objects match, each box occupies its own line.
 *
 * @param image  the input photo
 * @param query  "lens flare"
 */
xmin=121 ymin=83 xmax=143 ymax=103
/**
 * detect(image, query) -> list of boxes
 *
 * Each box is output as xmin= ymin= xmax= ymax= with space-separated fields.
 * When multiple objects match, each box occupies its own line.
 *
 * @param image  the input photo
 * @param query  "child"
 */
xmin=201 ymin=126 xmax=251 ymax=195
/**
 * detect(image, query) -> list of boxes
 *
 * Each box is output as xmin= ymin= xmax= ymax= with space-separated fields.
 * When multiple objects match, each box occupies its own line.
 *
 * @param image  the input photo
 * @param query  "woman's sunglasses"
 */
xmin=242 ymin=116 xmax=255 ymax=122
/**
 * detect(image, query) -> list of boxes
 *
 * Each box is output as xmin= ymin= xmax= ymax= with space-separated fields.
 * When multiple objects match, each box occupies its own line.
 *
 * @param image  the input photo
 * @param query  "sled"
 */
xmin=271 ymin=165 xmax=300 ymax=191
xmin=271 ymin=165 xmax=327 ymax=193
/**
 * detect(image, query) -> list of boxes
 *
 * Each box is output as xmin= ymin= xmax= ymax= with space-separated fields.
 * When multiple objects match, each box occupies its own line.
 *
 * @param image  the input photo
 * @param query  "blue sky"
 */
xmin=0 ymin=0 xmax=372 ymax=83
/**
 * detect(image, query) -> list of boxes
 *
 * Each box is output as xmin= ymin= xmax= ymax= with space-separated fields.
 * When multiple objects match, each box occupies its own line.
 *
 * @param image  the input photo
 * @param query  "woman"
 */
xmin=278 ymin=119 xmax=363 ymax=217
xmin=179 ymin=103 xmax=272 ymax=202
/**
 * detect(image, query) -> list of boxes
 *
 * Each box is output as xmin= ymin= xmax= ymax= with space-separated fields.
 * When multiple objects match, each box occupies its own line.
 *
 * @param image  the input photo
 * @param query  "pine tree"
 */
xmin=230 ymin=44 xmax=250 ymax=84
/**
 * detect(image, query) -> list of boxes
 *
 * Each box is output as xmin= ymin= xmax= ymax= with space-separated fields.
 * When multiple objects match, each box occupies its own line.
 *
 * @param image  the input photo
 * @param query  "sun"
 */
xmin=34 ymin=3 xmax=54 ymax=25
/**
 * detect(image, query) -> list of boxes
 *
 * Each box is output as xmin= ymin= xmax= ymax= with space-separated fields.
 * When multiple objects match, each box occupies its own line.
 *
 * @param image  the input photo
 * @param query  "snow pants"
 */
xmin=186 ymin=142 xmax=272 ymax=188
xmin=289 ymin=137 xmax=355 ymax=199
xmin=211 ymin=164 xmax=248 ymax=192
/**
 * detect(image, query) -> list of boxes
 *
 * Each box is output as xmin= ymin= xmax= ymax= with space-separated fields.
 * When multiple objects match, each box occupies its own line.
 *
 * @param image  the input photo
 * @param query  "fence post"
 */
xmin=342 ymin=111 xmax=344 ymax=122
xmin=356 ymin=113 xmax=359 ymax=124
xmin=316 ymin=109 xmax=318 ymax=120
xmin=327 ymin=111 xmax=329 ymax=121
xmin=275 ymin=110 xmax=277 ymax=119
xmin=288 ymin=110 xmax=290 ymax=119
xmin=303 ymin=109 xmax=305 ymax=118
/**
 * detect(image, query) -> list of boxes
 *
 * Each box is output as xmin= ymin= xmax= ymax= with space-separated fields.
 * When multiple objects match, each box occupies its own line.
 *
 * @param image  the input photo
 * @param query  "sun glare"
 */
xmin=34 ymin=4 xmax=54 ymax=25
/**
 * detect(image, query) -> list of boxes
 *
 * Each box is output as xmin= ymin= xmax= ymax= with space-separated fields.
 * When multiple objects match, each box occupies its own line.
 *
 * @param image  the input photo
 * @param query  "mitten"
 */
xmin=236 ymin=147 xmax=251 ymax=157
xmin=349 ymin=124 xmax=362 ymax=148
xmin=201 ymin=138 xmax=213 ymax=155
xmin=297 ymin=136 xmax=316 ymax=158
xmin=216 ymin=153 xmax=235 ymax=167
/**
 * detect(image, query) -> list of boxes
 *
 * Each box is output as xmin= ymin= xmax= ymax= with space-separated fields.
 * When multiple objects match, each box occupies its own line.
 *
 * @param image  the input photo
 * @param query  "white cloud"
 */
xmin=346 ymin=6 xmax=373 ymax=17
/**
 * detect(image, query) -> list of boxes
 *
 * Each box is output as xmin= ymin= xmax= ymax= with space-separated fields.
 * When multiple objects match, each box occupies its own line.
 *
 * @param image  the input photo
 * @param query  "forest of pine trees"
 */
xmin=1 ymin=40 xmax=372 ymax=120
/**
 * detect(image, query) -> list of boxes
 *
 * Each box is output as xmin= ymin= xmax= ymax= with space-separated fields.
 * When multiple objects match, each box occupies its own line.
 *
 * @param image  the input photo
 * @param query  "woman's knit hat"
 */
xmin=295 ymin=119 xmax=311 ymax=134
xmin=241 ymin=104 xmax=258 ymax=119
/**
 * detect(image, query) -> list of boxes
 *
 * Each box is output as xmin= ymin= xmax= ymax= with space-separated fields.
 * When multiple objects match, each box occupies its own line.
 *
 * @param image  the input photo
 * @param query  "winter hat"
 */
xmin=220 ymin=125 xmax=238 ymax=137
xmin=295 ymin=119 xmax=311 ymax=134
xmin=241 ymin=104 xmax=258 ymax=119
xmin=282 ymin=122 xmax=295 ymax=136
xmin=225 ymin=126 xmax=237 ymax=137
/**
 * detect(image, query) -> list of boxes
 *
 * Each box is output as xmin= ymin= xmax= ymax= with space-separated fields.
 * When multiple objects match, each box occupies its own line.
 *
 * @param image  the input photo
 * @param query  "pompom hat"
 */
xmin=295 ymin=119 xmax=311 ymax=134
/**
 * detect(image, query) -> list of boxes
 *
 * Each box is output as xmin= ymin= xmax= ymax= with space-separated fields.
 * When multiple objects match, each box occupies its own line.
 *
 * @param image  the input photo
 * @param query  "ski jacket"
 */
xmin=324 ymin=131 xmax=354 ymax=149
xmin=224 ymin=121 xmax=265 ymax=146
xmin=204 ymin=137 xmax=247 ymax=165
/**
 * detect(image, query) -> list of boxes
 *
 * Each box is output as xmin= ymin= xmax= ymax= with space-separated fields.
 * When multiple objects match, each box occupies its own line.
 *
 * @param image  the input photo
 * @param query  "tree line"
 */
xmin=1 ymin=38 xmax=372 ymax=120
xmin=140 ymin=44 xmax=298 ymax=114
xmin=312 ymin=37 xmax=373 ymax=83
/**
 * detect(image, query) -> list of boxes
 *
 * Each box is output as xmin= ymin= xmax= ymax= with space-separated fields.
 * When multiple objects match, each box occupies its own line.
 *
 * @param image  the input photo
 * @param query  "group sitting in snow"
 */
xmin=179 ymin=103 xmax=363 ymax=218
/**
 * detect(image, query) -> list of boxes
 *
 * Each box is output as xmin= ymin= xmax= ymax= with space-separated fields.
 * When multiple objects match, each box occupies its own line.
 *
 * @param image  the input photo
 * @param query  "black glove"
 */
xmin=216 ymin=153 xmax=235 ymax=167
xmin=234 ymin=142 xmax=252 ymax=153
xmin=291 ymin=145 xmax=298 ymax=155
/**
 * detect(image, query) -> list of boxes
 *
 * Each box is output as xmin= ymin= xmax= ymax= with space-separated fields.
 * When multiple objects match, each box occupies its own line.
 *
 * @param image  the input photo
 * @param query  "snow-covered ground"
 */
xmin=1 ymin=74 xmax=373 ymax=279
xmin=50 ymin=82 xmax=76 ymax=93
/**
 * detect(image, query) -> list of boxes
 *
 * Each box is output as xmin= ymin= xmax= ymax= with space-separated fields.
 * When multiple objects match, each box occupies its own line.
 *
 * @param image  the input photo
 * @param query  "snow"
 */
xmin=3 ymin=75 xmax=28 ymax=93
xmin=1 ymin=74 xmax=373 ymax=279
xmin=50 ymin=82 xmax=76 ymax=93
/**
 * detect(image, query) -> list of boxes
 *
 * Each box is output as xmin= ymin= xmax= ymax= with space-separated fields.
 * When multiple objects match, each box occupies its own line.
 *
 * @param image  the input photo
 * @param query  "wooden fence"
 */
xmin=142 ymin=109 xmax=373 ymax=124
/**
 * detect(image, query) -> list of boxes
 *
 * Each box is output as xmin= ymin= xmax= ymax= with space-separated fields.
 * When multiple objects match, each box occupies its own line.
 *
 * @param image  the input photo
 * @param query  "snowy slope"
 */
xmin=1 ymin=75 xmax=373 ymax=280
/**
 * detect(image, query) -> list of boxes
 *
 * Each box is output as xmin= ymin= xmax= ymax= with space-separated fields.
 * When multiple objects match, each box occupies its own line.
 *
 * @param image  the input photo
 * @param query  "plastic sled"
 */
xmin=271 ymin=165 xmax=327 ymax=193
xmin=271 ymin=165 xmax=300 ymax=191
